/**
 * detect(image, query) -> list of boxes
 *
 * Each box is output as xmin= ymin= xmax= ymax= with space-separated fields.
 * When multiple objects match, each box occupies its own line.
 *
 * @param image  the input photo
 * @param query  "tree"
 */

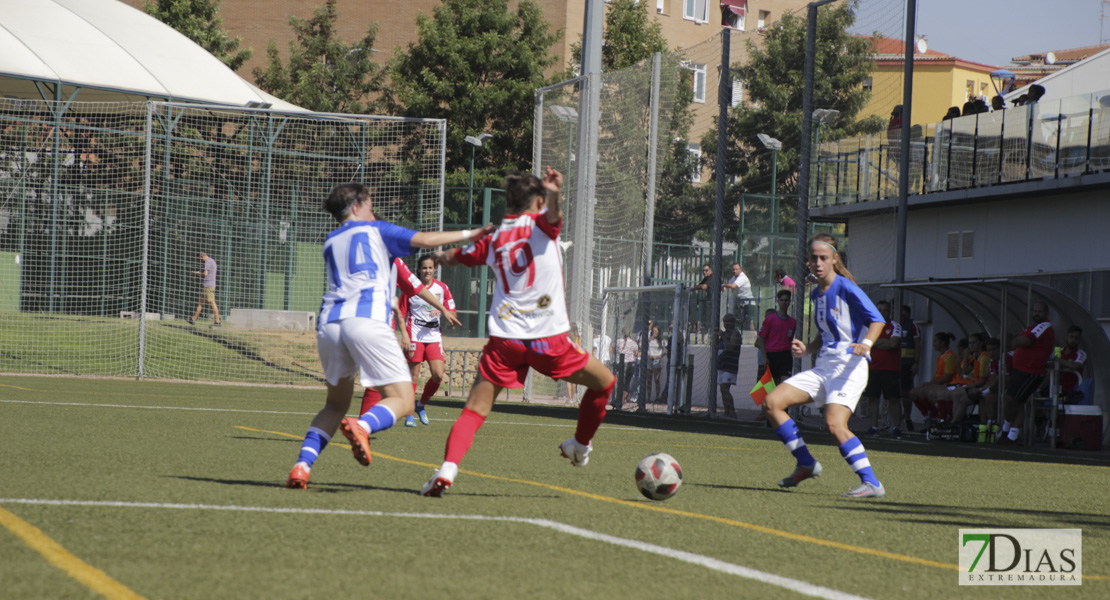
xmin=144 ymin=0 xmax=252 ymax=71
xmin=569 ymin=0 xmax=668 ymax=72
xmin=387 ymin=0 xmax=559 ymax=191
xmin=252 ymin=0 xmax=386 ymax=114
xmin=711 ymin=1 xmax=882 ymax=198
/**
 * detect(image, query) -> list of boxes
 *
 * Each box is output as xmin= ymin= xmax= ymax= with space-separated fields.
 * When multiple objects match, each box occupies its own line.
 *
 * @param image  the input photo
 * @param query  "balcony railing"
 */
xmin=812 ymin=90 xmax=1110 ymax=207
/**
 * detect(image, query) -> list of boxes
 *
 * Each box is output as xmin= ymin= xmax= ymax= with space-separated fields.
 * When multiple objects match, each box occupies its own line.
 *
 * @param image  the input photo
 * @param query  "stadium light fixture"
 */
xmin=812 ymin=109 xmax=839 ymax=125
xmin=549 ymin=105 xmax=578 ymax=123
xmin=465 ymin=133 xmax=493 ymax=147
xmin=758 ymin=134 xmax=782 ymax=234
xmin=466 ymin=133 xmax=494 ymax=231
xmin=756 ymin=133 xmax=782 ymax=151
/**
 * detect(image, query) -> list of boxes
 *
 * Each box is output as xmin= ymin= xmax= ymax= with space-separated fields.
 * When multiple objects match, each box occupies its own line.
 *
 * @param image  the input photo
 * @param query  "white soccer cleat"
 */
xmin=421 ymin=462 xmax=458 ymax=497
xmin=559 ymin=438 xmax=592 ymax=467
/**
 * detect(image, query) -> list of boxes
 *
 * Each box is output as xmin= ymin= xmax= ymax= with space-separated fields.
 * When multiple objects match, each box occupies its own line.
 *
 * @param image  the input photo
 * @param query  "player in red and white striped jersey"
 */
xmin=420 ymin=167 xmax=616 ymax=497
xmin=398 ymin=254 xmax=457 ymax=426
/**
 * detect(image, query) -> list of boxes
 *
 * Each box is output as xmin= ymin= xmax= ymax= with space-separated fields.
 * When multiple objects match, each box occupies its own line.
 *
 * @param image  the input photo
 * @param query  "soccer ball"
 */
xmin=635 ymin=453 xmax=683 ymax=501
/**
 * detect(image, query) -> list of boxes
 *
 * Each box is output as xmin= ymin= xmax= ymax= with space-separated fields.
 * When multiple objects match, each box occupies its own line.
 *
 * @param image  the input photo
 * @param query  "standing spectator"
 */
xmin=723 ymin=263 xmax=754 ymax=329
xmin=189 ymin=251 xmax=221 ymax=327
xmin=421 ymin=168 xmax=616 ymax=496
xmin=774 ymin=269 xmax=796 ymax=296
xmin=592 ymin=331 xmax=613 ymax=364
xmin=645 ymin=325 xmax=665 ymax=404
xmin=285 ymin=184 xmax=490 ymax=489
xmin=716 ymin=313 xmax=742 ymax=419
xmin=998 ymin=302 xmax=1055 ymax=444
xmin=860 ymin=300 xmax=903 ymax=439
xmin=898 ymin=304 xmax=923 ymax=430
xmin=1057 ymin=326 xmax=1087 ymax=402
xmin=755 ymin=289 xmax=796 ymax=385
xmin=693 ymin=264 xmax=713 ymax=291
xmin=616 ymin=329 xmax=641 ymax=409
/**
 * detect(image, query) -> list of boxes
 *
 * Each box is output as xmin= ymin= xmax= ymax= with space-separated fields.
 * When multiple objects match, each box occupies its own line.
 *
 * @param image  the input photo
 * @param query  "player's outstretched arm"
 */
xmin=434 ymin=250 xmax=459 ymax=268
xmin=411 ymin=223 xmax=495 ymax=249
xmin=542 ymin=166 xmax=563 ymax=224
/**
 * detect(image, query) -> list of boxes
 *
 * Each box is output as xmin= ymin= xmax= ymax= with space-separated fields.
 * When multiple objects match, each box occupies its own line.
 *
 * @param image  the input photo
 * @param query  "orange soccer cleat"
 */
xmin=339 ymin=418 xmax=372 ymax=466
xmin=286 ymin=463 xmax=310 ymax=489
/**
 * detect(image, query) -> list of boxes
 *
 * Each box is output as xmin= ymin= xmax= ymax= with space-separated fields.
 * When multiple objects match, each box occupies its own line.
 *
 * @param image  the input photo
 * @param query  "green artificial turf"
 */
xmin=1 ymin=375 xmax=1108 ymax=599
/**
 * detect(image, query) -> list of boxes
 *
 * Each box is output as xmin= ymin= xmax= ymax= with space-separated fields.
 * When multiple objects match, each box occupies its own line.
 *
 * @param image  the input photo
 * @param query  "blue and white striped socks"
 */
xmin=357 ymin=404 xmax=397 ymax=434
xmin=773 ymin=418 xmax=817 ymax=467
xmin=839 ymin=436 xmax=880 ymax=486
xmin=296 ymin=426 xmax=330 ymax=469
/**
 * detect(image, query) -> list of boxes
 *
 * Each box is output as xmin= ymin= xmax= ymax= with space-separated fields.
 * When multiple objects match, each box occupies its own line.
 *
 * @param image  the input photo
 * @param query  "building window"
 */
xmin=688 ymin=143 xmax=702 ymax=182
xmin=862 ymin=77 xmax=873 ymax=92
xmin=684 ymin=0 xmax=709 ymax=23
xmin=758 ymin=9 xmax=769 ymax=30
xmin=657 ymin=0 xmax=668 ymax=14
xmin=947 ymin=231 xmax=974 ymax=259
xmin=691 ymin=63 xmax=707 ymax=103
xmin=731 ymin=80 xmax=743 ymax=107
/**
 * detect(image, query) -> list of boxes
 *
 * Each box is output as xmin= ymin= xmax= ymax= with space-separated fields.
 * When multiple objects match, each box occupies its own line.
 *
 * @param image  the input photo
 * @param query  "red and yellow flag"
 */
xmin=749 ymin=366 xmax=776 ymax=406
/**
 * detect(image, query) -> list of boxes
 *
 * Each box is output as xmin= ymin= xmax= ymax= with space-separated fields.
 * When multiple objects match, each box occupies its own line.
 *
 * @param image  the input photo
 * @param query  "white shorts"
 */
xmin=717 ymin=370 xmax=737 ymax=385
xmin=317 ymin=318 xmax=412 ymax=387
xmin=782 ymin=351 xmax=868 ymax=411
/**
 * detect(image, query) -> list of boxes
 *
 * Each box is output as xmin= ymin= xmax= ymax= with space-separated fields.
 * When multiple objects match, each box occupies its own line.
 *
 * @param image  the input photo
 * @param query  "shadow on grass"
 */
xmin=689 ymin=482 xmax=792 ymax=494
xmin=826 ymin=500 xmax=1110 ymax=529
xmin=464 ymin=399 xmax=1110 ymax=468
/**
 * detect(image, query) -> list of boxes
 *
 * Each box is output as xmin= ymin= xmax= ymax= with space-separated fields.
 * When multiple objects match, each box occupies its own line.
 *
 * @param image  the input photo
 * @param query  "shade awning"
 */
xmin=721 ymin=0 xmax=747 ymax=16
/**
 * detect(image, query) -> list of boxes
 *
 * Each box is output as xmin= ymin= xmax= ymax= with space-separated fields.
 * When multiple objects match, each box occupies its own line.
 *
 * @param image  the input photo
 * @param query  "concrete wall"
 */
xmin=903 ymin=191 xmax=1110 ymax=280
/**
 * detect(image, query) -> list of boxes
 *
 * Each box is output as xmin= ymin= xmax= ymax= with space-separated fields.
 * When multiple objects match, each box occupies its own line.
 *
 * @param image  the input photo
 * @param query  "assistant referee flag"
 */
xmin=750 ymin=366 xmax=776 ymax=406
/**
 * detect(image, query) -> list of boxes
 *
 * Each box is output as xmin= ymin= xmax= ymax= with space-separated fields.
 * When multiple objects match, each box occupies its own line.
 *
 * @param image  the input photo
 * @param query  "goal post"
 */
xmin=597 ymin=284 xmax=690 ymax=415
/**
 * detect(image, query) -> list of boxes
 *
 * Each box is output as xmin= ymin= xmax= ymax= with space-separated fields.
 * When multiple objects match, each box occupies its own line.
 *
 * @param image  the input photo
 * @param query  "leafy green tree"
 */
xmin=252 ymin=0 xmax=386 ymax=114
xmin=710 ymin=1 xmax=882 ymax=198
xmin=387 ymin=0 xmax=559 ymax=199
xmin=569 ymin=0 xmax=668 ymax=72
xmin=144 ymin=0 xmax=252 ymax=71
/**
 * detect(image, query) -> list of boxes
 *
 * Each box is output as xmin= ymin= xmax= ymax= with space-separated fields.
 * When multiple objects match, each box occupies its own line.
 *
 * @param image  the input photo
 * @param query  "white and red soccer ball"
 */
xmin=635 ymin=453 xmax=682 ymax=501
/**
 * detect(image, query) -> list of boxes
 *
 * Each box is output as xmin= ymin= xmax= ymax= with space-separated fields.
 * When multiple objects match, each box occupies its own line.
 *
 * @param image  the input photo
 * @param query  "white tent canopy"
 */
xmin=0 ymin=0 xmax=301 ymax=111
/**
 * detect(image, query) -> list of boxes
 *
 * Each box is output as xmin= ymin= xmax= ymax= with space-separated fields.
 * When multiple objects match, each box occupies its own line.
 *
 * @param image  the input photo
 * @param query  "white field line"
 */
xmin=0 ymin=399 xmax=647 ymax=431
xmin=0 ymin=498 xmax=870 ymax=600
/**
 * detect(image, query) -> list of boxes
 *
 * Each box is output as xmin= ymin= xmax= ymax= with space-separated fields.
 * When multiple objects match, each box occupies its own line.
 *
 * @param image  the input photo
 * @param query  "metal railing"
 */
xmin=813 ymin=90 xmax=1110 ymax=207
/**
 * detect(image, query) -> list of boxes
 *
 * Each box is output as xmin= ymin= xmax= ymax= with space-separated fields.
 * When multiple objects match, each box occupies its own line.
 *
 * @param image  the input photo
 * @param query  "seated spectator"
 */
xmin=950 ymin=333 xmax=990 ymax=423
xmin=909 ymin=332 xmax=957 ymax=427
xmin=1027 ymin=84 xmax=1045 ymax=104
xmin=1057 ymin=325 xmax=1087 ymax=403
xmin=943 ymin=106 xmax=961 ymax=120
xmin=961 ymin=101 xmax=977 ymax=117
xmin=991 ymin=95 xmax=1006 ymax=111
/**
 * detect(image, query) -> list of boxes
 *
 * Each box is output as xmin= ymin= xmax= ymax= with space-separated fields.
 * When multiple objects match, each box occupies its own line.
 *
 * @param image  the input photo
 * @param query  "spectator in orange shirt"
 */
xmin=908 ymin=332 xmax=956 ymax=428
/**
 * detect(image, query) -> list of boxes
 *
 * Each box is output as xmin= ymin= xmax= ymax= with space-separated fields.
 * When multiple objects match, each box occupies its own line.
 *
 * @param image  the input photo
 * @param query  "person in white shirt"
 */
xmin=592 ymin=332 xmax=613 ymax=364
xmin=285 ymin=184 xmax=491 ymax=489
xmin=421 ymin=167 xmax=616 ymax=497
xmin=723 ymin=263 xmax=754 ymax=329
xmin=616 ymin=329 xmax=641 ymax=407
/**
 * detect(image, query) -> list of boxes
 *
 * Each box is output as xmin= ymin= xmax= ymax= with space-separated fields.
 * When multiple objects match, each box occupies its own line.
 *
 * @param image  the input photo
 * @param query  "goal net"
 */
xmin=0 ymin=99 xmax=445 ymax=385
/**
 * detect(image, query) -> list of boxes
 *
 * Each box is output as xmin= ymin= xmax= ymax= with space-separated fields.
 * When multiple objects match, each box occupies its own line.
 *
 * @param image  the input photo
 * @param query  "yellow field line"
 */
xmin=0 ymin=506 xmax=146 ymax=599
xmin=0 ymin=383 xmax=35 ymax=391
xmin=239 ymin=425 xmax=959 ymax=571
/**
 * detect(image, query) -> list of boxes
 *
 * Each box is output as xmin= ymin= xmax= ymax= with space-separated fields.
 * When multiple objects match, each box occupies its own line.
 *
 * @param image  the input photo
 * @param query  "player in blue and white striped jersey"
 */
xmin=286 ymin=184 xmax=493 ymax=489
xmin=760 ymin=233 xmax=888 ymax=499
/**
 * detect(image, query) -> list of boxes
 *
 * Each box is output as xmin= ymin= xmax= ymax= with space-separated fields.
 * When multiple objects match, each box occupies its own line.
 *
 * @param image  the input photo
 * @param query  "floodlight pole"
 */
xmin=795 ymin=0 xmax=837 ymax=348
xmin=571 ymin=0 xmax=603 ymax=341
xmin=894 ymin=0 xmax=916 ymax=310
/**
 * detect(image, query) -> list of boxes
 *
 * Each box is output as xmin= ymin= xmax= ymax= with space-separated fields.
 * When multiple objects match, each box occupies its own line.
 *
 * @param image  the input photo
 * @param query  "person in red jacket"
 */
xmin=998 ymin=302 xmax=1055 ymax=444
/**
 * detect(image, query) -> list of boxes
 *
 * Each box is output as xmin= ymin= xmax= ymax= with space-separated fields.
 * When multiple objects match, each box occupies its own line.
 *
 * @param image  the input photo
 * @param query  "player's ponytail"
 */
xmin=808 ymin=232 xmax=855 ymax=283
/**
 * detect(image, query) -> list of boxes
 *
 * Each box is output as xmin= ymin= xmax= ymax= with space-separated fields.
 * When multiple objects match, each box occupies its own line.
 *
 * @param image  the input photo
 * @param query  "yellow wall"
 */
xmin=861 ymin=61 xmax=998 ymax=127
